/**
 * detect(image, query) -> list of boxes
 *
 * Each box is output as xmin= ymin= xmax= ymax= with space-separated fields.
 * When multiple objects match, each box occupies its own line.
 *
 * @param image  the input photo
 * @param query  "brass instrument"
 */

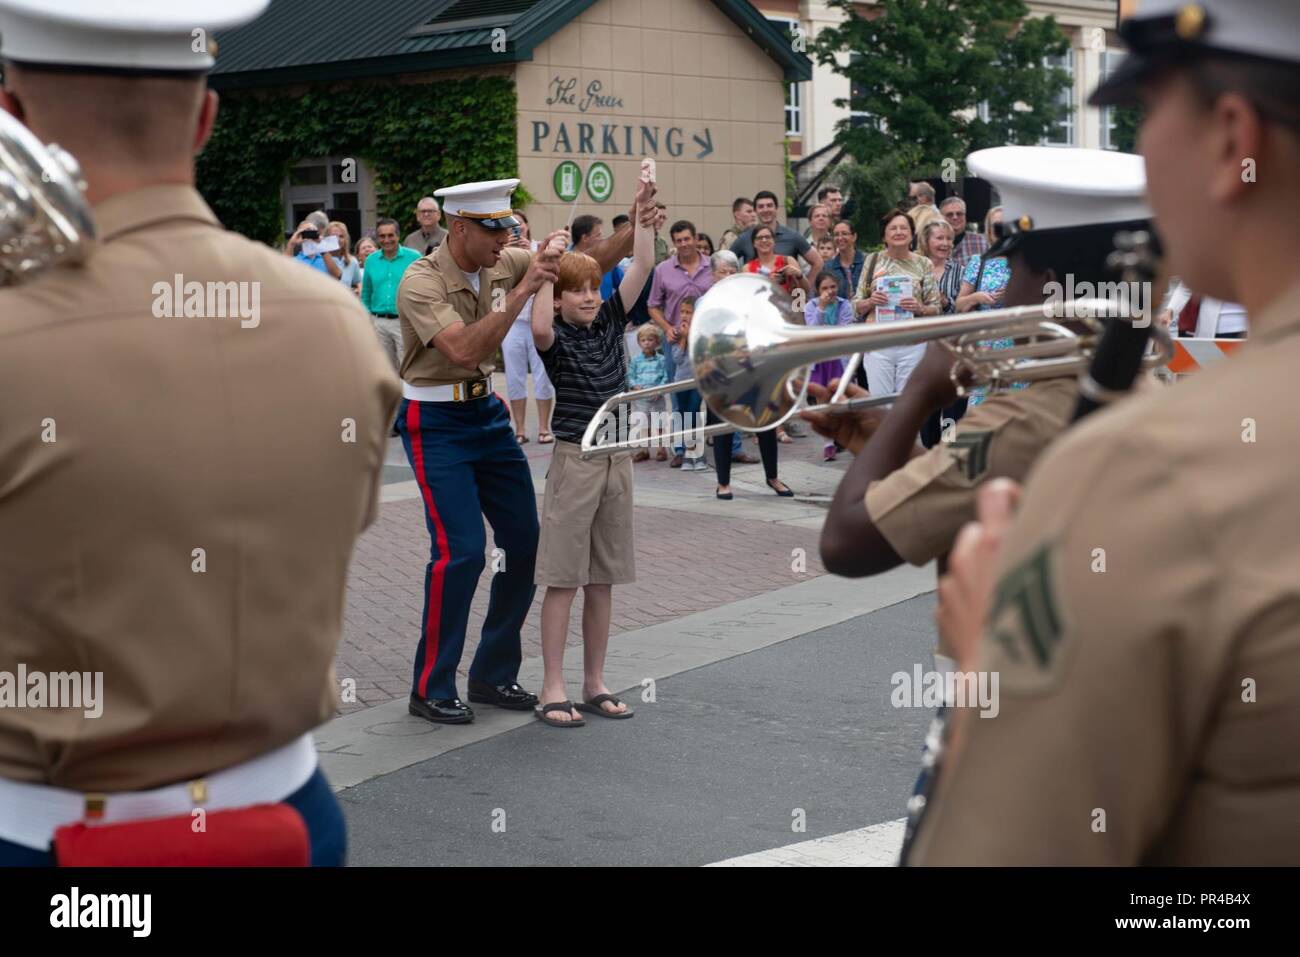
xmin=581 ymin=238 xmax=1172 ymax=459
xmin=0 ymin=109 xmax=95 ymax=286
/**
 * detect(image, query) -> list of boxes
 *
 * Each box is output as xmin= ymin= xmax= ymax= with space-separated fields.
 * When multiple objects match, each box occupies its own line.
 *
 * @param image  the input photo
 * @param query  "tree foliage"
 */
xmin=1111 ymin=103 xmax=1143 ymax=154
xmin=812 ymin=0 xmax=1071 ymax=241
xmin=196 ymin=77 xmax=526 ymax=245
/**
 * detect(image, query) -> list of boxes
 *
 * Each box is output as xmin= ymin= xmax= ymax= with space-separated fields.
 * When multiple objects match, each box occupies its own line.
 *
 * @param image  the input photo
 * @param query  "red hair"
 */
xmin=555 ymin=252 xmax=603 ymax=296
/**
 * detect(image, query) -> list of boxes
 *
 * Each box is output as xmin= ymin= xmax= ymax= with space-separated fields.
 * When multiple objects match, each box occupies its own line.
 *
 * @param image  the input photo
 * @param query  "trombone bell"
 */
xmin=688 ymin=272 xmax=812 ymax=432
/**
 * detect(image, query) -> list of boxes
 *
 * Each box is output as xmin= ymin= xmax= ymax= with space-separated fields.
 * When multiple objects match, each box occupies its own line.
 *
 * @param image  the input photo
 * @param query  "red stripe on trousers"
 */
xmin=406 ymin=400 xmax=450 ymax=698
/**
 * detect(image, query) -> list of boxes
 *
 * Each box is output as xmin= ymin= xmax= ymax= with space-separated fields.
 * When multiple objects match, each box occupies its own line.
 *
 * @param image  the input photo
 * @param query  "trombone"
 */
xmin=581 ymin=252 xmax=1172 ymax=459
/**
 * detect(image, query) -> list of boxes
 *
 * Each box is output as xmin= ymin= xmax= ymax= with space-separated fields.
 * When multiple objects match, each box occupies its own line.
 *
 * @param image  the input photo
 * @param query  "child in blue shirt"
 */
xmin=627 ymin=324 xmax=670 ymax=461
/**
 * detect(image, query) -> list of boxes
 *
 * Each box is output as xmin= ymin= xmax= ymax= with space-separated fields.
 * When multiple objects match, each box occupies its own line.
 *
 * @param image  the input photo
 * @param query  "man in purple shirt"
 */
xmin=648 ymin=220 xmax=719 ymax=466
xmin=648 ymin=219 xmax=712 ymax=350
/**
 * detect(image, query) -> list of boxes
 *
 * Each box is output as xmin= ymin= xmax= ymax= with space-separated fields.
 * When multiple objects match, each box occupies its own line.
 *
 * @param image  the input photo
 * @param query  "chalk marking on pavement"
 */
xmin=316 ymin=563 xmax=936 ymax=791
xmin=704 ymin=817 xmax=906 ymax=867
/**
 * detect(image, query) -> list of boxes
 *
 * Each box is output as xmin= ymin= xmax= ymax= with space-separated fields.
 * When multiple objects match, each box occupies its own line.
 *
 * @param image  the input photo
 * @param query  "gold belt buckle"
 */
xmin=456 ymin=378 xmax=487 ymax=401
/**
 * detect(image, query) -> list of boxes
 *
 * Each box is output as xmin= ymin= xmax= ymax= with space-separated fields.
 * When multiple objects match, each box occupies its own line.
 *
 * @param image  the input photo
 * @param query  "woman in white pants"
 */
xmin=503 ymin=212 xmax=555 ymax=442
xmin=853 ymin=209 xmax=943 ymax=396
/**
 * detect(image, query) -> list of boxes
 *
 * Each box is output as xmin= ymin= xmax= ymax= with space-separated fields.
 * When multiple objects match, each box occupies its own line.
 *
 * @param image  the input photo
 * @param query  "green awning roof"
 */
xmin=209 ymin=0 xmax=812 ymax=90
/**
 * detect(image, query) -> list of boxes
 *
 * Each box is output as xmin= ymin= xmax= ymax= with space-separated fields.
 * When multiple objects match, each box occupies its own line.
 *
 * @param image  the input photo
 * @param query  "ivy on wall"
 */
xmin=196 ymin=76 xmax=529 ymax=245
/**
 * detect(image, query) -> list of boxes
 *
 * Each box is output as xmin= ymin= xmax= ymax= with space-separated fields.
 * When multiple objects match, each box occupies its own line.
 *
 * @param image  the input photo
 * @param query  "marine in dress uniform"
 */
xmin=396 ymin=180 xmax=566 ymax=724
xmin=813 ymin=147 xmax=1152 ymax=624
xmin=908 ymin=0 xmax=1300 ymax=865
xmin=0 ymin=0 xmax=400 ymax=865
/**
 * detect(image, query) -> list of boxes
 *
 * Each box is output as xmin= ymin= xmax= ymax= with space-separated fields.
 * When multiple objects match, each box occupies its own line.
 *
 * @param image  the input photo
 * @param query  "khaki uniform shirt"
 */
xmin=910 ymin=279 xmax=1300 ymax=865
xmin=866 ymin=377 xmax=1080 ymax=567
xmin=0 ymin=185 xmax=400 ymax=792
xmin=396 ymin=241 xmax=530 ymax=386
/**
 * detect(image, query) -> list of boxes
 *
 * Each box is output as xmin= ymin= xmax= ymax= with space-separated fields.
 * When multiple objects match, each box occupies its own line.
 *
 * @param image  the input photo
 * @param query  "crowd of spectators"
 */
xmin=282 ymin=176 xmax=1012 ymax=491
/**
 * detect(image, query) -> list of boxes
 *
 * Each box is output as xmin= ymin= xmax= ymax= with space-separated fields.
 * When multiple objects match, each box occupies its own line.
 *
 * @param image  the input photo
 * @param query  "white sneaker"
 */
xmin=692 ymin=459 xmax=711 ymax=471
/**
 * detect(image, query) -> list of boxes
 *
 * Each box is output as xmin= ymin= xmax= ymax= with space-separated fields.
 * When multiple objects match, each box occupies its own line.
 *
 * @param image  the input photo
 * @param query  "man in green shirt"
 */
xmin=361 ymin=217 xmax=421 ymax=372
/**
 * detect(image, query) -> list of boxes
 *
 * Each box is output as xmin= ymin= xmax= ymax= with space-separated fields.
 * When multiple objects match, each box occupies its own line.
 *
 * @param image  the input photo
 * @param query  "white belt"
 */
xmin=402 ymin=380 xmax=492 ymax=402
xmin=0 ymin=733 xmax=317 ymax=851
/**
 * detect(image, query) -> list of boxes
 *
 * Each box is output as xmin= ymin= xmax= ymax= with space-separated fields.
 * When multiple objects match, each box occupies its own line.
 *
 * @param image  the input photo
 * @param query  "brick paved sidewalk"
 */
xmin=337 ymin=396 xmax=851 ymax=712
xmin=339 ymin=494 xmax=831 ymax=711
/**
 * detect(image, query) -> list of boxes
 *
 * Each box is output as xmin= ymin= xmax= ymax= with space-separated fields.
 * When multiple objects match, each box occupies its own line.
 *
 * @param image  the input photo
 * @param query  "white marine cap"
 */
xmin=1092 ymin=1 xmax=1300 ymax=106
xmin=967 ymin=146 xmax=1149 ymax=253
xmin=434 ymin=178 xmax=522 ymax=231
xmin=0 ymin=0 xmax=269 ymax=73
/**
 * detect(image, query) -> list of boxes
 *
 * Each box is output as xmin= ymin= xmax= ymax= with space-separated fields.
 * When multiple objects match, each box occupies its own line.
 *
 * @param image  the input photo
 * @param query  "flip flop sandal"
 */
xmin=516 ymin=434 xmax=529 ymax=444
xmin=574 ymin=693 xmax=634 ymax=719
xmin=538 ymin=432 xmax=555 ymax=444
xmin=536 ymin=700 xmax=584 ymax=728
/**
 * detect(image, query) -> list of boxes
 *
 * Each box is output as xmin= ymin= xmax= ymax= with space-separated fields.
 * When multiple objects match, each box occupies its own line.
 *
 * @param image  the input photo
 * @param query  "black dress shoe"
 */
xmin=408 ymin=694 xmax=474 ymax=724
xmin=467 ymin=680 xmax=539 ymax=711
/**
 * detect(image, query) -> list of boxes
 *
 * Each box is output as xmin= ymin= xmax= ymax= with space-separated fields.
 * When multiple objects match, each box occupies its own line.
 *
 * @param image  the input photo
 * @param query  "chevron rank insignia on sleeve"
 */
xmin=947 ymin=430 xmax=994 ymax=481
xmin=987 ymin=543 xmax=1068 ymax=686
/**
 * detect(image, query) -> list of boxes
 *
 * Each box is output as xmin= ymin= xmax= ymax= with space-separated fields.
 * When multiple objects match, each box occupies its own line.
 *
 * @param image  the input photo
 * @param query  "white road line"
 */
xmin=705 ymin=817 xmax=906 ymax=867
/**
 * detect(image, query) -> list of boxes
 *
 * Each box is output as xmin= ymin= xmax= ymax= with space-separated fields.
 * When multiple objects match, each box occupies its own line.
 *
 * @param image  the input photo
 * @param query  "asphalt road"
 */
xmin=342 ymin=592 xmax=939 ymax=866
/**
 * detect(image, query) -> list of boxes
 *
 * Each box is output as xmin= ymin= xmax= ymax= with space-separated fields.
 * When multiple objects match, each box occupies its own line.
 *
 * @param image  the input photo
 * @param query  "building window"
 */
xmin=283 ymin=155 xmax=367 ymax=241
xmin=1042 ymin=49 xmax=1075 ymax=146
xmin=1100 ymin=49 xmax=1123 ymax=149
xmin=785 ymin=81 xmax=802 ymax=135
xmin=768 ymin=17 xmax=803 ymax=136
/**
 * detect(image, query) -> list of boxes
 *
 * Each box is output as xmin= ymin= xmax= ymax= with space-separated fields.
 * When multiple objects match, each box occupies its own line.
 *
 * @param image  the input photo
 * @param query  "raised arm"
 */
xmin=618 ymin=159 xmax=657 ymax=311
xmin=532 ymin=268 xmax=557 ymax=354
xmin=587 ymin=181 xmax=654 ymax=275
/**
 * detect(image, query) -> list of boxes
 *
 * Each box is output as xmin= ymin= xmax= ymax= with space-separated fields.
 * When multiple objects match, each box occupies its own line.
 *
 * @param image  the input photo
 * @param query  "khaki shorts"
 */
xmin=535 ymin=440 xmax=635 ymax=587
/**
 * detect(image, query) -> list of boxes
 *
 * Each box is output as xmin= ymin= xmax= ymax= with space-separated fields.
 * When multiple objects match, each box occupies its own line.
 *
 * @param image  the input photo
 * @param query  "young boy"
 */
xmin=815 ymin=235 xmax=837 ymax=273
xmin=627 ymin=324 xmax=670 ymax=462
xmin=530 ymin=160 xmax=657 ymax=727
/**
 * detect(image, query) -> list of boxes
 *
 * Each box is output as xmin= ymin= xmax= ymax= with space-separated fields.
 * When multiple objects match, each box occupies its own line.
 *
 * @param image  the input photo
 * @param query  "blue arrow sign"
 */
xmin=693 ymin=129 xmax=713 ymax=159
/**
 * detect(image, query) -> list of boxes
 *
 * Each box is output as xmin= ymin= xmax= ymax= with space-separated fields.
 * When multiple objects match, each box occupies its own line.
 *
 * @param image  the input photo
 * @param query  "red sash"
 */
xmin=54 ymin=803 xmax=310 ymax=867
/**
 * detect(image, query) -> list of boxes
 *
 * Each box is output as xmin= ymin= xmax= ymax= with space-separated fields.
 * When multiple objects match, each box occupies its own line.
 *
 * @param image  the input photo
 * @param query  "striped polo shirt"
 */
xmin=538 ymin=292 xmax=629 ymax=444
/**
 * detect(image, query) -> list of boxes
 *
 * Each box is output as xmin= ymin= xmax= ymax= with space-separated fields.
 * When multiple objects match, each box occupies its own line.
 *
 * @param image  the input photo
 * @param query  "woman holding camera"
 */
xmin=743 ymin=224 xmax=810 ymax=298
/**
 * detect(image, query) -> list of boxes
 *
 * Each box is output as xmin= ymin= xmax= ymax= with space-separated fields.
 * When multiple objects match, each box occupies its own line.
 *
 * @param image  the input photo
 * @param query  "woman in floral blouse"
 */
xmin=852 ymin=208 xmax=942 ymax=397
